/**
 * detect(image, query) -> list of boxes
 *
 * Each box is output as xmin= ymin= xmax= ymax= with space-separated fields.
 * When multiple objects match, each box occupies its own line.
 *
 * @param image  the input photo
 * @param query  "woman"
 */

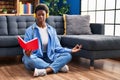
xmin=22 ymin=3 xmax=82 ymax=77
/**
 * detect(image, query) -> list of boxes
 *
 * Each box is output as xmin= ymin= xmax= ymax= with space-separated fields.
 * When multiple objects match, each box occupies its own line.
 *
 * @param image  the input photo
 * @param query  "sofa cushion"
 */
xmin=0 ymin=36 xmax=20 ymax=47
xmin=46 ymin=16 xmax=64 ymax=35
xmin=7 ymin=16 xmax=35 ymax=35
xmin=63 ymin=14 xmax=92 ymax=35
xmin=61 ymin=35 xmax=120 ymax=50
xmin=0 ymin=16 xmax=8 ymax=35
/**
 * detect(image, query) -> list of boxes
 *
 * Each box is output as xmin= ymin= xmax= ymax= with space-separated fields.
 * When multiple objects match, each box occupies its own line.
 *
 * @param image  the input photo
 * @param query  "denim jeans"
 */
xmin=22 ymin=52 xmax=72 ymax=73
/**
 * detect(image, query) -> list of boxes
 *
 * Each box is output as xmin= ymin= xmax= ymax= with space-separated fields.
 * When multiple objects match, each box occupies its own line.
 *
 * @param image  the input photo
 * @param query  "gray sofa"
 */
xmin=0 ymin=16 xmax=35 ymax=57
xmin=0 ymin=15 xmax=120 ymax=69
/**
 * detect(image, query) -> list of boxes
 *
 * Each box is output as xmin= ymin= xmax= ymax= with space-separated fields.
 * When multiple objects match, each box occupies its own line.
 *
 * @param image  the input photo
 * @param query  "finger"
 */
xmin=74 ymin=44 xmax=78 ymax=47
xmin=79 ymin=45 xmax=82 ymax=48
xmin=76 ymin=44 xmax=81 ymax=49
xmin=28 ymin=49 xmax=32 ymax=52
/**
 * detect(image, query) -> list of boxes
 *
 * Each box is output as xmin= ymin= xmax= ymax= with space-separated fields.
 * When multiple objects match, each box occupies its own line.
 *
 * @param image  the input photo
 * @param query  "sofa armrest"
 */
xmin=90 ymin=23 xmax=104 ymax=35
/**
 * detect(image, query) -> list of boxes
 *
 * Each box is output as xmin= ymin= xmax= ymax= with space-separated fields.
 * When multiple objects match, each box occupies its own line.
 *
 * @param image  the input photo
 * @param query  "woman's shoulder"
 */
xmin=47 ymin=23 xmax=56 ymax=30
xmin=25 ymin=23 xmax=36 ymax=34
xmin=26 ymin=23 xmax=36 ymax=31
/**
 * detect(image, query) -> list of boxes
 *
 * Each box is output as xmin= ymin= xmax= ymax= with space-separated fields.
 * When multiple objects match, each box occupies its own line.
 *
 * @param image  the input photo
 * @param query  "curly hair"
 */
xmin=35 ymin=3 xmax=49 ymax=14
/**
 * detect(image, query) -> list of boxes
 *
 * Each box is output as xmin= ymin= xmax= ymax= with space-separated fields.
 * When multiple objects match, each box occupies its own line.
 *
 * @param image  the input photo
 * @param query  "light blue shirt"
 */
xmin=23 ymin=23 xmax=71 ymax=61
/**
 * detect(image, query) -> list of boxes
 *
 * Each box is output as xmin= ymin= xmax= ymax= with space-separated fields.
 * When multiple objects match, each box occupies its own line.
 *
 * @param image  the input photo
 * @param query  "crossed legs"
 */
xmin=22 ymin=52 xmax=72 ymax=76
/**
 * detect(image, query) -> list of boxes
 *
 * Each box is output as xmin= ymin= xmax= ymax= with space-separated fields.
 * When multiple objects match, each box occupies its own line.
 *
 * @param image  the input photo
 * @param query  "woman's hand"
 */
xmin=71 ymin=44 xmax=82 ymax=53
xmin=25 ymin=50 xmax=32 ymax=56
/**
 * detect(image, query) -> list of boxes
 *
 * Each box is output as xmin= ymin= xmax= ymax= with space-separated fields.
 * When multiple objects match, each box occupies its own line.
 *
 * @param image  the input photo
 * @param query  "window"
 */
xmin=116 ymin=0 xmax=120 ymax=9
xmin=88 ymin=0 xmax=96 ymax=10
xmin=81 ymin=0 xmax=88 ymax=11
xmin=116 ymin=10 xmax=120 ymax=24
xmin=106 ymin=0 xmax=115 ymax=9
xmin=105 ymin=25 xmax=114 ymax=35
xmin=105 ymin=11 xmax=114 ymax=24
xmin=96 ymin=11 xmax=104 ymax=23
xmin=81 ymin=0 xmax=120 ymax=36
xmin=96 ymin=0 xmax=105 ymax=10
xmin=115 ymin=25 xmax=120 ymax=36
xmin=88 ymin=12 xmax=95 ymax=23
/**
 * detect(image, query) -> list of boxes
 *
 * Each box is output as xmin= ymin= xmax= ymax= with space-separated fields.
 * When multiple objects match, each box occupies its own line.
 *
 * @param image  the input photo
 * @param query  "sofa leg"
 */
xmin=16 ymin=55 xmax=22 ymax=63
xmin=90 ymin=59 xmax=94 ymax=70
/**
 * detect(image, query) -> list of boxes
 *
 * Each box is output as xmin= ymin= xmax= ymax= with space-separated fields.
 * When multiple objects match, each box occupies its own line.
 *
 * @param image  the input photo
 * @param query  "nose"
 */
xmin=38 ymin=15 xmax=43 ymax=19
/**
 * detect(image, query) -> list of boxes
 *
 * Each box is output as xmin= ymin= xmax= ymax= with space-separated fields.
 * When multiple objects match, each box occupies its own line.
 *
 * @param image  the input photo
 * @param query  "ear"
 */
xmin=46 ymin=13 xmax=49 ymax=18
xmin=33 ymin=13 xmax=36 ymax=18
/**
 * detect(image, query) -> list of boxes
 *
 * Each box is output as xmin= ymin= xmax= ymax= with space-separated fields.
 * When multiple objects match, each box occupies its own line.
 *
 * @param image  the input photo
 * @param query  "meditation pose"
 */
xmin=22 ymin=3 xmax=82 ymax=77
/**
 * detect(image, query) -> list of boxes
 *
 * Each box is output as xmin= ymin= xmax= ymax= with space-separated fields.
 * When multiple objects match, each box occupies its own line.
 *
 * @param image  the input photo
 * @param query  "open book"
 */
xmin=17 ymin=36 xmax=39 ymax=50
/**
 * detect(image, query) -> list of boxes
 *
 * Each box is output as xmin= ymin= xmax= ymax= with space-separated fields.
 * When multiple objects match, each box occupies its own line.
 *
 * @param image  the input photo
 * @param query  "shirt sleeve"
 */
xmin=53 ymin=29 xmax=72 ymax=53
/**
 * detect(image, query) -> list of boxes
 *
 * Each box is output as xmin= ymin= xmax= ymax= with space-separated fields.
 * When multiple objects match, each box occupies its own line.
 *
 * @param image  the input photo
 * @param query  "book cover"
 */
xmin=17 ymin=36 xmax=39 ymax=50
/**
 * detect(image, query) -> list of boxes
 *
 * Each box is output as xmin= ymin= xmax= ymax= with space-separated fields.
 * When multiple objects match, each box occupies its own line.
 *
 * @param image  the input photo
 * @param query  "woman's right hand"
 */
xmin=71 ymin=44 xmax=82 ymax=53
xmin=25 ymin=50 xmax=32 ymax=56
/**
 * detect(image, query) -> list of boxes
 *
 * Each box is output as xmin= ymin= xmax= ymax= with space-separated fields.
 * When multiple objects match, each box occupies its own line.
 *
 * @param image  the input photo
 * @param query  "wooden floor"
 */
xmin=0 ymin=57 xmax=120 ymax=80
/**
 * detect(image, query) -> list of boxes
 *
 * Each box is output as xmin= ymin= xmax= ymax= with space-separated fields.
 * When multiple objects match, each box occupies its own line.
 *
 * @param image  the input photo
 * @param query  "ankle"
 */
xmin=46 ymin=67 xmax=53 ymax=73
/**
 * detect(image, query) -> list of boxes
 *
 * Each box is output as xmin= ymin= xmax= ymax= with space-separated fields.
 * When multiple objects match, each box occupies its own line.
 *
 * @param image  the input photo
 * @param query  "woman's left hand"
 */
xmin=71 ymin=44 xmax=82 ymax=53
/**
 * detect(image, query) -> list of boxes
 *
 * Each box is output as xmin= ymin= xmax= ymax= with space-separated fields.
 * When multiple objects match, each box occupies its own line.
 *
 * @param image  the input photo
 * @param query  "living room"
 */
xmin=0 ymin=0 xmax=120 ymax=80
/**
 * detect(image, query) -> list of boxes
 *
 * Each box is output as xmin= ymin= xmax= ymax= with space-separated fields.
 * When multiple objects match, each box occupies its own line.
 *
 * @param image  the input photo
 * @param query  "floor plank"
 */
xmin=0 ymin=57 xmax=120 ymax=80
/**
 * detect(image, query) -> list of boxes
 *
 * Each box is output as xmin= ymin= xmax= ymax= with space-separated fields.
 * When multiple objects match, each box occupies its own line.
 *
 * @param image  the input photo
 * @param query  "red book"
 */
xmin=17 ymin=36 xmax=39 ymax=50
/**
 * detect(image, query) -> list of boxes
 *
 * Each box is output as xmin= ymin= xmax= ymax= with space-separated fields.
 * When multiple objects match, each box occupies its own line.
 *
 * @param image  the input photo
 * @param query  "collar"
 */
xmin=33 ymin=23 xmax=51 ymax=29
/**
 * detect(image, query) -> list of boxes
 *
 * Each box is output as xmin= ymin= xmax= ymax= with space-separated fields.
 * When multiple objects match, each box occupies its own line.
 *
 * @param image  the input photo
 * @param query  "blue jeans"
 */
xmin=22 ymin=52 xmax=72 ymax=73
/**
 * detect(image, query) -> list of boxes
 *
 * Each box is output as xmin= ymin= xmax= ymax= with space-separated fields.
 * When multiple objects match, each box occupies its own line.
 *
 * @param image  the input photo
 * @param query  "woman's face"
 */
xmin=36 ymin=10 xmax=46 ymax=23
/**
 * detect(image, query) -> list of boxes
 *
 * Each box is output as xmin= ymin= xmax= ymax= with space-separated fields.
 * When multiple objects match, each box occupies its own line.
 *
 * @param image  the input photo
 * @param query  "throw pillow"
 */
xmin=63 ymin=14 xmax=92 ymax=35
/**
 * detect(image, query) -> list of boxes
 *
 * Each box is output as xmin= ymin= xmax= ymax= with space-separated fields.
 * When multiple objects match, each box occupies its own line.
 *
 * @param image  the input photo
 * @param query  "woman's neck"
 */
xmin=36 ymin=21 xmax=46 ymax=28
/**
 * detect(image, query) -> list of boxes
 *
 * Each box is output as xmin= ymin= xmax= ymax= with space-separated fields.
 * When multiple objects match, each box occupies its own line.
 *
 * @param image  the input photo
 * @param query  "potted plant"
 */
xmin=2 ymin=8 xmax=7 ymax=14
xmin=44 ymin=0 xmax=69 ymax=15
